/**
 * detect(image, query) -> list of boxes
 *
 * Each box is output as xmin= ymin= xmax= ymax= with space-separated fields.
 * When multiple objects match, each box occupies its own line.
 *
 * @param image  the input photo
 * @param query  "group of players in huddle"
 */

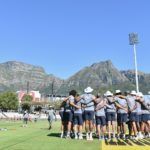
xmin=59 ymin=87 xmax=150 ymax=141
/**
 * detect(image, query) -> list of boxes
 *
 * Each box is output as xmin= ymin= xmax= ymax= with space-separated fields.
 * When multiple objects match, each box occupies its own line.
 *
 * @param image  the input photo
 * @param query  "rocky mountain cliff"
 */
xmin=121 ymin=70 xmax=150 ymax=93
xmin=0 ymin=61 xmax=63 ymax=93
xmin=0 ymin=60 xmax=149 ymax=95
xmin=58 ymin=61 xmax=150 ymax=94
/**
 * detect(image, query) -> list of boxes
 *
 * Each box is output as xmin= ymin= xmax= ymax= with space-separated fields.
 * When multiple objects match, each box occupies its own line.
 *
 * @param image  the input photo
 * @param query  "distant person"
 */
xmin=137 ymin=92 xmax=150 ymax=138
xmin=73 ymin=94 xmax=83 ymax=140
xmin=59 ymin=101 xmax=65 ymax=138
xmin=80 ymin=87 xmax=96 ymax=140
xmin=46 ymin=106 xmax=56 ymax=130
xmin=23 ymin=110 xmax=29 ymax=127
xmin=104 ymin=91 xmax=117 ymax=140
xmin=95 ymin=94 xmax=107 ymax=140
xmin=114 ymin=90 xmax=128 ymax=139
xmin=63 ymin=90 xmax=79 ymax=138
xmin=126 ymin=91 xmax=138 ymax=139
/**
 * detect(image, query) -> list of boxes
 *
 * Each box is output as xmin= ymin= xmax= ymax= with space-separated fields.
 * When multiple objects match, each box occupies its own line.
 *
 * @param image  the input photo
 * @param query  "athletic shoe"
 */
xmin=117 ymin=134 xmax=120 ymax=139
xmin=134 ymin=136 xmax=139 ymax=140
xmin=122 ymin=134 xmax=126 ymax=139
xmin=79 ymin=135 xmax=83 ymax=140
xmin=112 ymin=133 xmax=116 ymax=139
xmin=108 ymin=136 xmax=111 ymax=140
xmin=129 ymin=136 xmax=133 ymax=139
xmin=89 ymin=136 xmax=93 ymax=141
xmin=66 ymin=134 xmax=71 ymax=139
xmin=138 ymin=133 xmax=144 ymax=139
xmin=89 ymin=133 xmax=93 ymax=141
xmin=86 ymin=133 xmax=90 ymax=140
xmin=60 ymin=133 xmax=64 ymax=138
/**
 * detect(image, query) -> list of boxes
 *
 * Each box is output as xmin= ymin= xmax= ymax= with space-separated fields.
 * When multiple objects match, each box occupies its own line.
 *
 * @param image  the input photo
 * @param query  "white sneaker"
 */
xmin=79 ymin=135 xmax=83 ymax=140
xmin=138 ymin=133 xmax=144 ymax=139
xmin=117 ymin=134 xmax=120 ymax=139
xmin=135 ymin=136 xmax=139 ymax=140
xmin=86 ymin=133 xmax=90 ymax=140
xmin=122 ymin=134 xmax=126 ymax=139
xmin=60 ymin=133 xmax=64 ymax=138
xmin=66 ymin=134 xmax=71 ymax=139
xmin=141 ymin=134 xmax=144 ymax=139
xmin=89 ymin=136 xmax=93 ymax=141
xmin=89 ymin=133 xmax=93 ymax=141
xmin=112 ymin=133 xmax=116 ymax=139
xmin=74 ymin=132 xmax=78 ymax=139
xmin=129 ymin=136 xmax=133 ymax=139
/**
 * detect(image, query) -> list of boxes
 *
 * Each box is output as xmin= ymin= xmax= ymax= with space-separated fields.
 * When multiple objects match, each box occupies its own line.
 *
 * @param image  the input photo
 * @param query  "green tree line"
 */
xmin=0 ymin=92 xmax=18 ymax=111
xmin=0 ymin=91 xmax=63 ymax=112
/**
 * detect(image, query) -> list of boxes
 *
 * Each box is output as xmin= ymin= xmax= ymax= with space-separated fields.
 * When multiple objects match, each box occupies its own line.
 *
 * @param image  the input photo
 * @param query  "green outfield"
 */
xmin=1 ymin=120 xmax=150 ymax=150
xmin=0 ymin=120 xmax=100 ymax=150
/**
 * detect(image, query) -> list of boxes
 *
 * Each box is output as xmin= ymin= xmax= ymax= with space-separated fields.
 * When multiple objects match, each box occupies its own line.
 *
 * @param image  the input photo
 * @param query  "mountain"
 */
xmin=58 ymin=60 xmax=150 ymax=94
xmin=58 ymin=60 xmax=128 ymax=94
xmin=0 ymin=60 xmax=149 ymax=95
xmin=121 ymin=70 xmax=150 ymax=93
xmin=0 ymin=61 xmax=63 ymax=94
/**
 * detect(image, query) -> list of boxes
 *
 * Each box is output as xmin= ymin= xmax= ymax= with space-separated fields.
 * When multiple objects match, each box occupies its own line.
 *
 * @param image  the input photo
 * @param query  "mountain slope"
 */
xmin=0 ymin=61 xmax=63 ymax=93
xmin=58 ymin=60 xmax=132 ymax=94
xmin=0 ymin=60 xmax=149 ymax=95
xmin=121 ymin=70 xmax=150 ymax=93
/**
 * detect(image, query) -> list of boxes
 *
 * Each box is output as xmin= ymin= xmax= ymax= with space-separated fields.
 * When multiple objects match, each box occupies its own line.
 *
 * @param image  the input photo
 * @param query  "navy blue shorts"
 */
xmin=136 ymin=114 xmax=142 ymax=122
xmin=93 ymin=118 xmax=96 ymax=125
xmin=82 ymin=112 xmax=85 ymax=122
xmin=141 ymin=114 xmax=150 ymax=122
xmin=59 ymin=111 xmax=64 ymax=121
xmin=117 ymin=113 xmax=128 ymax=124
xmin=106 ymin=112 xmax=116 ymax=121
xmin=96 ymin=116 xmax=106 ymax=126
xmin=129 ymin=112 xmax=137 ymax=122
xmin=84 ymin=111 xmax=94 ymax=121
xmin=63 ymin=111 xmax=73 ymax=122
xmin=74 ymin=113 xmax=83 ymax=125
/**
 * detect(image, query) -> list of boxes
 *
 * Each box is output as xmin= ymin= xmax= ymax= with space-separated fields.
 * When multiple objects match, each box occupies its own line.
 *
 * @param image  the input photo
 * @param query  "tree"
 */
xmin=0 ymin=92 xmax=18 ymax=111
xmin=34 ymin=106 xmax=42 ymax=112
xmin=21 ymin=94 xmax=33 ymax=102
xmin=21 ymin=94 xmax=33 ymax=112
xmin=21 ymin=102 xmax=31 ymax=111
xmin=48 ymin=100 xmax=62 ymax=110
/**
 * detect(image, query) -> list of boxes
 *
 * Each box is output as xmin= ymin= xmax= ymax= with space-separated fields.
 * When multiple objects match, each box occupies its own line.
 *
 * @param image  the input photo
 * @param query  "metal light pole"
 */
xmin=129 ymin=33 xmax=139 ymax=93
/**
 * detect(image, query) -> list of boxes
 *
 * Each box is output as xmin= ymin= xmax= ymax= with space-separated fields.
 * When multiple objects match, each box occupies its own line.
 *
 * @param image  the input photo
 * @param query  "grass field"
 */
xmin=1 ymin=120 xmax=150 ymax=150
xmin=0 ymin=120 xmax=100 ymax=150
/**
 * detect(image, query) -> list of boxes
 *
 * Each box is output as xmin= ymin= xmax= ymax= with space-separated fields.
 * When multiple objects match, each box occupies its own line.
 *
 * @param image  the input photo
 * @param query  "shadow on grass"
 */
xmin=105 ymin=138 xmax=150 ymax=146
xmin=47 ymin=133 xmax=60 ymax=137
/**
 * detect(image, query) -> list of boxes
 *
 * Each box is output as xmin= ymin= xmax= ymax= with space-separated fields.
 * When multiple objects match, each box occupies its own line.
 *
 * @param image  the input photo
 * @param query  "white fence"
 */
xmin=0 ymin=112 xmax=60 ymax=120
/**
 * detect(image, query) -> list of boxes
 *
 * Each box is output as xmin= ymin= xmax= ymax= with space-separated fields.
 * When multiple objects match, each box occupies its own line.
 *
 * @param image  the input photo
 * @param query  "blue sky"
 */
xmin=0 ymin=0 xmax=150 ymax=79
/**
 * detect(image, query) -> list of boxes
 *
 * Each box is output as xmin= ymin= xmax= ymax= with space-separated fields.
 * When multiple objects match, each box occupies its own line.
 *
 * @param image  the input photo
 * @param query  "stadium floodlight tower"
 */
xmin=129 ymin=33 xmax=139 ymax=93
